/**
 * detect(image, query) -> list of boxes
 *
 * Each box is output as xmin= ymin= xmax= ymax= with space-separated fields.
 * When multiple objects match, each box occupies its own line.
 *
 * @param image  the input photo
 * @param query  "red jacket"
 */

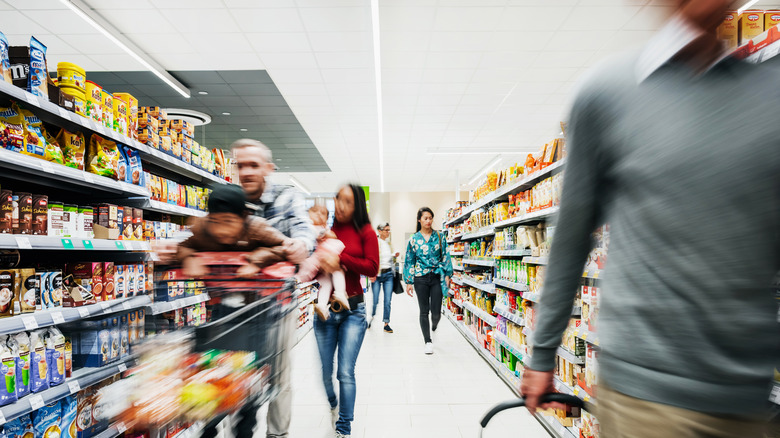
xmin=332 ymin=221 xmax=379 ymax=297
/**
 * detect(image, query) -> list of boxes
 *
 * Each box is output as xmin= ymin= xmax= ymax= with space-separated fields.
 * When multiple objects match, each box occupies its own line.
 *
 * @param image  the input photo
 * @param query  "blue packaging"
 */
xmin=11 ymin=332 xmax=30 ymax=399
xmin=29 ymin=330 xmax=49 ymax=393
xmin=0 ymin=32 xmax=10 ymax=84
xmin=45 ymin=328 xmax=65 ymax=386
xmin=4 ymin=414 xmax=33 ymax=438
xmin=27 ymin=37 xmax=48 ymax=99
xmin=0 ymin=336 xmax=17 ymax=406
xmin=32 ymin=401 xmax=61 ymax=438
xmin=60 ymin=395 xmax=77 ymax=438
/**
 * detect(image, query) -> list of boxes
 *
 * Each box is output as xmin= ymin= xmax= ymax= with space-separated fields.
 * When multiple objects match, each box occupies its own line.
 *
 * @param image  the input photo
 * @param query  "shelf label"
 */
xmin=61 ymin=239 xmax=74 ymax=249
xmin=0 ymin=409 xmax=5 ymax=425
xmin=40 ymin=161 xmax=55 ymax=174
xmin=124 ymin=241 xmax=135 ymax=250
xmin=67 ymin=380 xmax=81 ymax=394
xmin=116 ymin=423 xmax=127 ymax=434
xmin=99 ymin=302 xmax=110 ymax=310
xmin=51 ymin=312 xmax=65 ymax=325
xmin=118 ymin=363 xmax=127 ymax=373
xmin=21 ymin=316 xmax=38 ymax=330
xmin=24 ymin=93 xmax=38 ymax=106
xmin=78 ymin=308 xmax=90 ymax=318
xmin=114 ymin=241 xmax=125 ymax=250
xmin=82 ymin=240 xmax=93 ymax=249
xmin=14 ymin=237 xmax=32 ymax=249
xmin=29 ymin=394 xmax=44 ymax=410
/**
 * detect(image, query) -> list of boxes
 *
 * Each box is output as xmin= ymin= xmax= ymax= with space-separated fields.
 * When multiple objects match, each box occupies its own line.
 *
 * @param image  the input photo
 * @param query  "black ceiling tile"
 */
xmin=224 ymin=115 xmax=261 ymax=126
xmin=172 ymin=71 xmax=226 ymax=85
xmin=84 ymin=72 xmax=129 ymax=85
xmin=257 ymin=115 xmax=299 ymax=125
xmin=197 ymin=96 xmax=242 ymax=107
xmin=218 ymin=71 xmax=273 ymax=84
xmin=240 ymin=95 xmax=287 ymax=107
xmin=209 ymin=106 xmax=255 ymax=116
xmin=269 ymin=124 xmax=305 ymax=132
xmin=229 ymin=83 xmax=281 ymax=96
xmin=114 ymin=71 xmax=160 ymax=85
xmin=193 ymin=84 xmax=237 ymax=97
xmin=250 ymin=106 xmax=294 ymax=116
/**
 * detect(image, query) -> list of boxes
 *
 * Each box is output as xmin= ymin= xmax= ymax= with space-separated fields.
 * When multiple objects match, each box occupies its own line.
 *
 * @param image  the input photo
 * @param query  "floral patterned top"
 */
xmin=403 ymin=230 xmax=453 ymax=284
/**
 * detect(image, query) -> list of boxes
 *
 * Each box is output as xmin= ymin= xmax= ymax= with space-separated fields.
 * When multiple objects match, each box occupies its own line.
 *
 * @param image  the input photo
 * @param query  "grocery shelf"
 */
xmin=461 ymin=300 xmax=497 ymax=326
xmin=453 ymin=265 xmax=464 ymax=272
xmin=582 ymin=268 xmax=603 ymax=280
xmin=461 ymin=257 xmax=495 ymax=268
xmin=522 ymin=291 xmax=541 ymax=303
xmin=147 ymin=294 xmax=211 ymax=315
xmin=770 ymin=382 xmax=780 ymax=405
xmin=493 ymin=305 xmax=524 ymax=326
xmin=295 ymin=320 xmax=313 ymax=346
xmin=553 ymin=376 xmax=595 ymax=405
xmin=493 ymin=206 xmax=560 ymax=229
xmin=493 ymin=249 xmax=532 ymax=257
xmin=493 ymin=278 xmax=529 ymax=292
xmin=447 ymin=234 xmax=463 ymax=244
xmin=557 ymin=347 xmax=585 ymax=365
xmin=443 ymin=159 xmax=566 ymax=227
xmin=0 ymin=234 xmax=151 ymax=251
xmin=0 ymin=148 xmax=151 ymax=197
xmin=0 ymin=294 xmax=152 ymax=336
xmin=451 ymin=277 xmax=463 ymax=285
xmin=0 ymin=81 xmax=225 ymax=187
xmin=493 ymin=331 xmax=527 ymax=363
xmin=93 ymin=423 xmax=126 ymax=438
xmin=539 ymin=413 xmax=579 ymax=438
xmin=295 ymin=280 xmax=318 ymax=291
xmin=460 ymin=228 xmax=495 ymax=241
xmin=523 ymin=256 xmax=549 ymax=265
xmin=452 ymin=299 xmax=464 ymax=309
xmin=449 ymin=250 xmax=464 ymax=256
xmin=0 ymin=354 xmax=136 ymax=423
xmin=125 ymin=198 xmax=207 ymax=218
xmin=298 ymin=294 xmax=316 ymax=308
xmin=461 ymin=277 xmax=495 ymax=294
xmin=574 ymin=326 xmax=599 ymax=346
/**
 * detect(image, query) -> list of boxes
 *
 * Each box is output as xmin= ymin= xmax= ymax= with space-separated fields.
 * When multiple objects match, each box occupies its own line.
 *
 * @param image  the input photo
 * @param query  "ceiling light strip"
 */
xmin=289 ymin=176 xmax=311 ymax=195
xmin=370 ymin=0 xmax=384 ymax=192
xmin=59 ymin=0 xmax=191 ymax=98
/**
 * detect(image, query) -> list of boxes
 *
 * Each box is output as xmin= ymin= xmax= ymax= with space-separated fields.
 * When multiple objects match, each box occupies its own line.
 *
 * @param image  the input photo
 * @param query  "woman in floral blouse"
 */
xmin=404 ymin=207 xmax=453 ymax=355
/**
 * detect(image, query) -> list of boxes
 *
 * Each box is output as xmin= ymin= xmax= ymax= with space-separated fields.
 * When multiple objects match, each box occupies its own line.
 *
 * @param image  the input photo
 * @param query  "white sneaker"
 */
xmin=335 ymin=433 xmax=350 ymax=438
xmin=331 ymin=406 xmax=338 ymax=429
xmin=424 ymin=342 xmax=434 ymax=355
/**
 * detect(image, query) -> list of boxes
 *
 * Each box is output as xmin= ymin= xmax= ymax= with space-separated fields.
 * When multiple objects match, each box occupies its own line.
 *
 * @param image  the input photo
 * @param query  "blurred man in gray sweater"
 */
xmin=521 ymin=1 xmax=780 ymax=436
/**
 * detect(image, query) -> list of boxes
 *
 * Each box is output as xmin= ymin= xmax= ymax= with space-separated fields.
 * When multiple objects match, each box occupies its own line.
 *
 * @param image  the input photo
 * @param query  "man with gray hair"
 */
xmin=228 ymin=138 xmax=316 ymax=438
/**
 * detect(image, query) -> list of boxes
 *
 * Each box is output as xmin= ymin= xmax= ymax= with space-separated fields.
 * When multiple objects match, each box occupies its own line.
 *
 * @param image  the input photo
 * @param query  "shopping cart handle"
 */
xmin=479 ymin=393 xmax=584 ymax=428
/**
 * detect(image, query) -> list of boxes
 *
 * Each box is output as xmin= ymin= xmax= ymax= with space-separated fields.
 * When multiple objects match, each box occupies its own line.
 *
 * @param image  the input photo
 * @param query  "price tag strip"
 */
xmin=29 ymin=394 xmax=44 ymax=410
xmin=118 ymin=363 xmax=127 ymax=373
xmin=21 ymin=316 xmax=38 ymax=330
xmin=78 ymin=308 xmax=90 ymax=318
xmin=14 ymin=236 xmax=32 ymax=249
xmin=67 ymin=380 xmax=81 ymax=394
xmin=51 ymin=312 xmax=65 ymax=325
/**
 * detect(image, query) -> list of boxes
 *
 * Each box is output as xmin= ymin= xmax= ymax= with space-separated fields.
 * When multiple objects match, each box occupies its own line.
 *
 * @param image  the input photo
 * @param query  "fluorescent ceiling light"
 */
xmin=59 ymin=0 xmax=190 ymax=98
xmin=738 ymin=0 xmax=760 ymax=14
xmin=427 ymin=151 xmax=528 ymax=155
xmin=371 ymin=0 xmax=384 ymax=192
xmin=468 ymin=157 xmax=502 ymax=185
xmin=289 ymin=176 xmax=311 ymax=195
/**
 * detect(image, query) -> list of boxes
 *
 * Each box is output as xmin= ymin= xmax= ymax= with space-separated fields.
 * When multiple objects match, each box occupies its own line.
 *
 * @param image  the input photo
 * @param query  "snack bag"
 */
xmin=87 ymin=135 xmax=119 ymax=179
xmin=4 ymin=414 xmax=33 ymax=438
xmin=32 ymin=400 xmax=61 ymax=438
xmin=28 ymin=37 xmax=48 ymax=99
xmin=29 ymin=330 xmax=49 ymax=393
xmin=123 ymin=146 xmax=144 ymax=186
xmin=60 ymin=395 xmax=77 ymax=438
xmin=17 ymin=106 xmax=47 ymax=158
xmin=12 ymin=332 xmax=31 ymax=398
xmin=0 ymin=335 xmax=17 ymax=406
xmin=57 ymin=129 xmax=85 ymax=171
xmin=45 ymin=327 xmax=65 ymax=386
xmin=0 ymin=32 xmax=11 ymax=84
xmin=42 ymin=128 xmax=64 ymax=164
xmin=0 ymin=107 xmax=26 ymax=152
xmin=117 ymin=145 xmax=128 ymax=183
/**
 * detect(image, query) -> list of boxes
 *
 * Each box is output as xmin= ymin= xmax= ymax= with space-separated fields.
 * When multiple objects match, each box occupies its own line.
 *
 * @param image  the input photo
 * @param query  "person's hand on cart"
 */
xmin=183 ymin=255 xmax=209 ymax=278
xmin=283 ymin=238 xmax=309 ymax=264
xmin=520 ymin=367 xmax=568 ymax=414
xmin=237 ymin=255 xmax=262 ymax=278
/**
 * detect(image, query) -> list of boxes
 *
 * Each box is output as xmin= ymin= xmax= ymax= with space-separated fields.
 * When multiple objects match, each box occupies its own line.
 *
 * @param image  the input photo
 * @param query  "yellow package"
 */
xmin=0 ymin=107 xmax=26 ymax=153
xmin=42 ymin=128 xmax=64 ymax=164
xmin=87 ymin=134 xmax=119 ymax=179
xmin=57 ymin=129 xmax=85 ymax=170
xmin=17 ymin=108 xmax=47 ymax=159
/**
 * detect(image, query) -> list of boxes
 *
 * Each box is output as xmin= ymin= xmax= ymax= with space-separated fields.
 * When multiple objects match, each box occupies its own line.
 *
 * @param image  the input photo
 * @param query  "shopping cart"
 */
xmin=479 ymin=393 xmax=595 ymax=438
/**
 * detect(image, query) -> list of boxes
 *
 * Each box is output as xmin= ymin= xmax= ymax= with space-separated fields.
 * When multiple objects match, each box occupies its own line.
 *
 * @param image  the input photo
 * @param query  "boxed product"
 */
xmin=73 ymin=318 xmax=110 ymax=367
xmin=62 ymin=204 xmax=78 ymax=238
xmin=17 ymin=268 xmax=38 ymax=313
xmin=103 ymin=262 xmax=115 ymax=301
xmin=29 ymin=330 xmax=49 ymax=393
xmin=0 ymin=269 xmax=14 ymax=317
xmin=119 ymin=314 xmax=129 ymax=358
xmin=107 ymin=316 xmax=120 ymax=363
xmin=718 ymin=10 xmax=739 ymax=50
xmin=121 ymin=206 xmax=133 ymax=240
xmin=132 ymin=208 xmax=143 ymax=240
xmin=45 ymin=327 xmax=66 ymax=386
xmin=0 ymin=189 xmax=12 ymax=234
xmin=61 ymin=273 xmax=96 ymax=308
xmin=78 ymin=206 xmax=94 ymax=239
xmin=114 ymin=264 xmax=125 ymax=299
xmin=68 ymin=263 xmax=103 ymax=303
xmin=14 ymin=192 xmax=32 ymax=235
xmin=741 ymin=10 xmax=765 ymax=45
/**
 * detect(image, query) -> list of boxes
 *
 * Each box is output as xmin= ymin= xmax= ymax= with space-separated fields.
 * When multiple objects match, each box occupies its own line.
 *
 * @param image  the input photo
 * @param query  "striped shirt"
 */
xmin=248 ymin=182 xmax=316 ymax=254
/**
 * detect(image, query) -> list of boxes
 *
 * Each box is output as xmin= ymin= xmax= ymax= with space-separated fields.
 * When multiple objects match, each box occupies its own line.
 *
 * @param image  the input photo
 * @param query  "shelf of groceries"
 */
xmin=0 ymin=235 xmax=151 ymax=252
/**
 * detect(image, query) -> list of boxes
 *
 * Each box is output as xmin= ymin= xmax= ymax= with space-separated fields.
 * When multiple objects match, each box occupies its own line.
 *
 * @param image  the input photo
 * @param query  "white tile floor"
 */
xmin=257 ymin=293 xmax=550 ymax=438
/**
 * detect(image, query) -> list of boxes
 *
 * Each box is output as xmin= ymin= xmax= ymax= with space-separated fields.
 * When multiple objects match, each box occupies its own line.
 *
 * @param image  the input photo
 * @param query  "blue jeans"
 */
xmin=371 ymin=271 xmax=393 ymax=323
xmin=314 ymin=302 xmax=368 ymax=435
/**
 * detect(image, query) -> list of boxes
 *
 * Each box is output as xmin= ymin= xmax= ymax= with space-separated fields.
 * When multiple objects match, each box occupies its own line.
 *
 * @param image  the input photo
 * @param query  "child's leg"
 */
xmin=329 ymin=270 xmax=350 ymax=310
xmin=295 ymin=253 xmax=320 ymax=283
xmin=315 ymin=273 xmax=333 ymax=321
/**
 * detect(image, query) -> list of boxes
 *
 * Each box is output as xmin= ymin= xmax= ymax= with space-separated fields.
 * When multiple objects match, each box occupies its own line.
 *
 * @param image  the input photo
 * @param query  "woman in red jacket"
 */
xmin=316 ymin=184 xmax=378 ymax=438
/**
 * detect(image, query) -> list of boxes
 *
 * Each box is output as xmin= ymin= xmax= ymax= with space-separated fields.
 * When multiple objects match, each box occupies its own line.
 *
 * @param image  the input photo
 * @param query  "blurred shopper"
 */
xmin=315 ymin=184 xmax=378 ymax=438
xmin=231 ymin=139 xmax=316 ymax=438
xmin=369 ymin=222 xmax=398 ymax=333
xmin=520 ymin=2 xmax=780 ymax=437
xmin=404 ymin=207 xmax=453 ymax=355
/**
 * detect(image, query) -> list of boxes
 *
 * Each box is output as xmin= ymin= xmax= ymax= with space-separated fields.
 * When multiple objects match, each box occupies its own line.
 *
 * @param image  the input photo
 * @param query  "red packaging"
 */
xmin=122 ymin=206 xmax=133 ymax=240
xmin=132 ymin=208 xmax=143 ymax=240
xmin=67 ymin=262 xmax=102 ymax=304
xmin=103 ymin=262 xmax=115 ymax=301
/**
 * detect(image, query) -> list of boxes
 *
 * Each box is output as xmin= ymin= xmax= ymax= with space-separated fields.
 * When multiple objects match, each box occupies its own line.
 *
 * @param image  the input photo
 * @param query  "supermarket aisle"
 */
xmin=258 ymin=293 xmax=550 ymax=438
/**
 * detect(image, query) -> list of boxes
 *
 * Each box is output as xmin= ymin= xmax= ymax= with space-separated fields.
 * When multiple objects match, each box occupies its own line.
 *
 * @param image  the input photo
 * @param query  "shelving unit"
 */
xmin=493 ymin=305 xmax=524 ymax=326
xmin=461 ymin=277 xmax=495 ymax=294
xmin=461 ymin=258 xmax=495 ymax=268
xmin=493 ymin=278 xmax=529 ymax=292
xmin=461 ymin=300 xmax=497 ymax=326
xmin=147 ymin=294 xmax=211 ymax=315
xmin=0 ymin=234 xmax=152 ymax=252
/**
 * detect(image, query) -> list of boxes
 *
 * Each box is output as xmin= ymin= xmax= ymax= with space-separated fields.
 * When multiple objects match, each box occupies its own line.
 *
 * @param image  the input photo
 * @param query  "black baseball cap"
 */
xmin=207 ymin=184 xmax=248 ymax=216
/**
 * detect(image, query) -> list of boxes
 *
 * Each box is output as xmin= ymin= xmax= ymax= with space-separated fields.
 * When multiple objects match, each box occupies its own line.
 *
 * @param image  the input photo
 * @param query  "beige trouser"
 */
xmin=597 ymin=384 xmax=768 ymax=438
xmin=266 ymin=309 xmax=298 ymax=438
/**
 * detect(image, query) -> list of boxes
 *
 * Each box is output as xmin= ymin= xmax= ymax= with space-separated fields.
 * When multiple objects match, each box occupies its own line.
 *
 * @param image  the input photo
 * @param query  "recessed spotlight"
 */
xmin=240 ymin=128 xmax=248 ymax=132
xmin=222 ymin=112 xmax=231 ymax=116
xmin=198 ymin=91 xmax=208 ymax=95
xmin=276 ymin=158 xmax=282 ymax=161
xmin=284 ymin=166 xmax=290 ymax=169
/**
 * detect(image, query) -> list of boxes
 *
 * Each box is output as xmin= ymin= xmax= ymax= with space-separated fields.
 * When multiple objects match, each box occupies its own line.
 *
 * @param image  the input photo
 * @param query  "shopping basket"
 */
xmin=479 ymin=393 xmax=595 ymax=438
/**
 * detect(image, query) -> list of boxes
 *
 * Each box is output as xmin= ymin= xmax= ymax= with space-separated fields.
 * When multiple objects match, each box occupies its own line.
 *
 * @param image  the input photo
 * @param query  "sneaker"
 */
xmin=384 ymin=324 xmax=393 ymax=333
xmin=335 ymin=433 xmax=350 ymax=438
xmin=424 ymin=342 xmax=434 ymax=355
xmin=331 ymin=406 xmax=338 ymax=429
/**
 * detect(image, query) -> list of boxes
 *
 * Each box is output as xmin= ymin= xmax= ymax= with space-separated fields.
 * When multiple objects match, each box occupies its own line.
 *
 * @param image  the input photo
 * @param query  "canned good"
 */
xmin=56 ymin=62 xmax=86 ymax=91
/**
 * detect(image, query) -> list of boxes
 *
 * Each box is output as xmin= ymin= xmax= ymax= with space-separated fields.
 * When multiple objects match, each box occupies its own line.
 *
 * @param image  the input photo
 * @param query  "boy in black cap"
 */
xmin=177 ymin=183 xmax=293 ymax=277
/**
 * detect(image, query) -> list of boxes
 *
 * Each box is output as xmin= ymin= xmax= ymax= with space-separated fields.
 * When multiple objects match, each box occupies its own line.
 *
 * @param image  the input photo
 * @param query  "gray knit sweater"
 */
xmin=529 ymin=52 xmax=780 ymax=415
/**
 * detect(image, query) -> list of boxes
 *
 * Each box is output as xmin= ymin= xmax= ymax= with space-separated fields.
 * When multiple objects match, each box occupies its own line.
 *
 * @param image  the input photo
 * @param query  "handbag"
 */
xmin=437 ymin=231 xmax=449 ymax=296
xmin=392 ymin=270 xmax=404 ymax=294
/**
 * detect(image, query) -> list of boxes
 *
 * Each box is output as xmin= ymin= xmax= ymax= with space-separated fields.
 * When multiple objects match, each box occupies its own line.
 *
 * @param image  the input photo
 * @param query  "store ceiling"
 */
xmin=87 ymin=70 xmax=329 ymax=173
xmin=2 ymin=0 xmax=777 ymax=192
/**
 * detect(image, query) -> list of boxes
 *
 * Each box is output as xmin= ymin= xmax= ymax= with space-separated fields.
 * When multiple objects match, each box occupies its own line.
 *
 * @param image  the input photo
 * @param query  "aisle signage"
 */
xmin=118 ymin=363 xmax=127 ymax=373
xmin=61 ymin=239 xmax=74 ymax=249
xmin=115 ymin=241 xmax=125 ymax=250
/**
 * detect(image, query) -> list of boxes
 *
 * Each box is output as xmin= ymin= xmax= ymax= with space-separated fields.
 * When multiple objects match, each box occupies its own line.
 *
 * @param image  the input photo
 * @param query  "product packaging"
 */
xmin=0 ymin=106 xmax=25 ymax=152
xmin=0 ymin=269 xmax=14 ymax=317
xmin=33 ymin=400 xmax=62 ymax=438
xmin=86 ymin=135 xmax=119 ymax=180
xmin=62 ymin=204 xmax=78 ymax=238
xmin=45 ymin=327 xmax=65 ymax=386
xmin=69 ymin=262 xmax=103 ymax=303
xmin=15 ymin=192 xmax=32 ymax=235
xmin=741 ymin=10 xmax=765 ymax=45
xmin=117 ymin=145 xmax=128 ymax=183
xmin=0 ymin=189 xmax=12 ymax=233
xmin=29 ymin=330 xmax=49 ymax=393
xmin=102 ymin=262 xmax=115 ymax=301
xmin=0 ymin=31 xmax=11 ymax=84
xmin=4 ymin=414 xmax=34 ymax=438
xmin=61 ymin=274 xmax=95 ymax=308
xmin=57 ymin=129 xmax=86 ymax=171
xmin=18 ymin=268 xmax=38 ymax=313
xmin=28 ymin=36 xmax=48 ymax=98
xmin=114 ymin=264 xmax=125 ymax=299
xmin=0 ymin=335 xmax=17 ymax=406
xmin=47 ymin=201 xmax=63 ymax=237
xmin=121 ymin=206 xmax=133 ymax=241
xmin=60 ymin=395 xmax=77 ymax=438
xmin=123 ymin=146 xmax=144 ymax=187
xmin=12 ymin=332 xmax=31 ymax=399
xmin=32 ymin=194 xmax=48 ymax=236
